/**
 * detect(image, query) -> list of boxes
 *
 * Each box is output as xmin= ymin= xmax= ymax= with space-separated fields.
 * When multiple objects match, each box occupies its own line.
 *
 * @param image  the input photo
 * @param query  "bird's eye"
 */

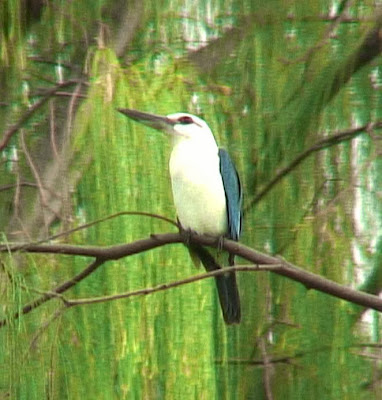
xmin=178 ymin=116 xmax=194 ymax=125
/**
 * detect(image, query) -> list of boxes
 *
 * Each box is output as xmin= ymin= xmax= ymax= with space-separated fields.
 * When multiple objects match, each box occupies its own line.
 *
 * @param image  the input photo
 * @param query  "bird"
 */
xmin=118 ymin=108 xmax=243 ymax=324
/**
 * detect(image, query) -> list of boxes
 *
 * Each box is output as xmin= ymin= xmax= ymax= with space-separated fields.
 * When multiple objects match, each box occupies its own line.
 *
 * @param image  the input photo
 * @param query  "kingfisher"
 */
xmin=118 ymin=108 xmax=243 ymax=324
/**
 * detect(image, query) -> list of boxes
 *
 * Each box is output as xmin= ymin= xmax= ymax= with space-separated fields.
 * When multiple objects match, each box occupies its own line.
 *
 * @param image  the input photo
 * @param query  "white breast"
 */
xmin=169 ymin=140 xmax=227 ymax=236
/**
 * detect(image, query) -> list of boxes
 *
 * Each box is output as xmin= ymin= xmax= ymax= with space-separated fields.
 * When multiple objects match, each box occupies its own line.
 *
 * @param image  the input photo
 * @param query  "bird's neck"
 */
xmin=171 ymin=136 xmax=218 ymax=154
xmin=170 ymin=138 xmax=220 ymax=179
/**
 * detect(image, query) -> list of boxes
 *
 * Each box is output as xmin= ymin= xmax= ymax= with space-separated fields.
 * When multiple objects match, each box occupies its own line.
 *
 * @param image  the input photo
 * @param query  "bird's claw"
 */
xmin=217 ymin=236 xmax=224 ymax=251
xmin=178 ymin=224 xmax=197 ymax=246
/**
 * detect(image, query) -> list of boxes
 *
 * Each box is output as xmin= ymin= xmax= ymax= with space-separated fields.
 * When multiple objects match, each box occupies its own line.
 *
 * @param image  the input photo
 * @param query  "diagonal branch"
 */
xmin=245 ymin=121 xmax=379 ymax=212
xmin=0 ymin=258 xmax=105 ymax=328
xmin=0 ymin=79 xmax=84 ymax=152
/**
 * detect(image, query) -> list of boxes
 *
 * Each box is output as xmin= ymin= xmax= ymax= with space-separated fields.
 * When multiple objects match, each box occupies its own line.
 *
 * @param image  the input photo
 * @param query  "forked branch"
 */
xmin=1 ymin=232 xmax=381 ymax=328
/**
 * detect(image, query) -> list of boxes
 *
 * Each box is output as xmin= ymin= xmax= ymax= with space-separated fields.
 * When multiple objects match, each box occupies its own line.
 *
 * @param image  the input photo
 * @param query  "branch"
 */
xmin=281 ymin=0 xmax=352 ymax=66
xmin=222 ymin=342 xmax=382 ymax=366
xmin=59 ymin=264 xmax=281 ymax=307
xmin=0 ymin=258 xmax=105 ymax=328
xmin=334 ymin=12 xmax=382 ymax=99
xmin=187 ymin=15 xmax=257 ymax=74
xmin=259 ymin=337 xmax=275 ymax=400
xmin=0 ymin=181 xmax=40 ymax=192
xmin=286 ymin=11 xmax=382 ymax=121
xmin=1 ymin=232 xmax=382 ymax=328
xmin=0 ymin=79 xmax=84 ymax=152
xmin=245 ymin=121 xmax=379 ymax=211
xmin=0 ymin=210 xmax=177 ymax=252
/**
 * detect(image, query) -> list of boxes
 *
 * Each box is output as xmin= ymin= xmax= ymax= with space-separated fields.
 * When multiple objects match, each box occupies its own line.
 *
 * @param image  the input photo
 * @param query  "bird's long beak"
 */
xmin=117 ymin=108 xmax=175 ymax=132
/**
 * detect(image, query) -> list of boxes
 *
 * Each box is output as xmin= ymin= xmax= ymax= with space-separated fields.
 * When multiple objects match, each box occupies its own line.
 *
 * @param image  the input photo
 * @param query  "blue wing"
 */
xmin=218 ymin=148 xmax=243 ymax=241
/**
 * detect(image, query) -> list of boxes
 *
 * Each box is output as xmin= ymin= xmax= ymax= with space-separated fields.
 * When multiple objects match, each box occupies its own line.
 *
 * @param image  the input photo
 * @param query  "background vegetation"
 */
xmin=1 ymin=0 xmax=382 ymax=398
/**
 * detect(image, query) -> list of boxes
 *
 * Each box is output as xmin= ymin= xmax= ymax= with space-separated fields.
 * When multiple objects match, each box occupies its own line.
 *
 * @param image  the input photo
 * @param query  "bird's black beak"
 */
xmin=117 ymin=108 xmax=175 ymax=132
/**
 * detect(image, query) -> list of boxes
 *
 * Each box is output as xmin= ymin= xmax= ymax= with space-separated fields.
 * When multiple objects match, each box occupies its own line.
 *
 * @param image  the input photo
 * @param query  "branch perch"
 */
xmin=1 ymin=232 xmax=382 ymax=329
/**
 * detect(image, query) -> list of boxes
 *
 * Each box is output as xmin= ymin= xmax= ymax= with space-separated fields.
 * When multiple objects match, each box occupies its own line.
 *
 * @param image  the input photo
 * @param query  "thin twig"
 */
xmin=281 ymin=0 xmax=352 ymax=65
xmin=62 ymin=264 xmax=280 ymax=307
xmin=20 ymin=130 xmax=61 ymax=234
xmin=1 ymin=211 xmax=178 ymax=250
xmin=0 ymin=79 xmax=84 ymax=152
xmin=259 ymin=338 xmax=274 ymax=400
xmin=36 ymin=211 xmax=178 ymax=244
xmin=0 ymin=181 xmax=63 ymax=203
xmin=49 ymin=100 xmax=59 ymax=159
xmin=27 ymin=308 xmax=65 ymax=354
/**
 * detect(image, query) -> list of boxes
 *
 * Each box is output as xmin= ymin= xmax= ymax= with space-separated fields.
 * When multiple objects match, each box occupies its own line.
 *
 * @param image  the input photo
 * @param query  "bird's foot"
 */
xmin=217 ymin=236 xmax=224 ymax=251
xmin=178 ymin=224 xmax=197 ymax=246
xmin=217 ymin=236 xmax=236 ymax=266
xmin=216 ymin=235 xmax=225 ymax=251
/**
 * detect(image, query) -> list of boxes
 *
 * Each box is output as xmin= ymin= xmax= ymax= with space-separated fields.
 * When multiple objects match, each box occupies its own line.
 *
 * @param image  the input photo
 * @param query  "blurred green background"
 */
xmin=1 ymin=0 xmax=382 ymax=398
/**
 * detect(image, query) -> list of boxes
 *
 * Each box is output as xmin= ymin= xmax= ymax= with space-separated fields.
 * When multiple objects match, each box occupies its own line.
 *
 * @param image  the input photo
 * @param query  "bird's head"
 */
xmin=117 ymin=108 xmax=216 ymax=146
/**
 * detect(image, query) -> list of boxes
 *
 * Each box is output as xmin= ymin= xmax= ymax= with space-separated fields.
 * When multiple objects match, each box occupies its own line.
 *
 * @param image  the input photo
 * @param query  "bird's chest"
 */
xmin=169 ymin=142 xmax=227 ymax=235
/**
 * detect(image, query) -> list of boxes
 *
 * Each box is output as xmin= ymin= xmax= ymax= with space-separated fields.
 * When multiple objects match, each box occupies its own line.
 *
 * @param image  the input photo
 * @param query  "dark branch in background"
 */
xmin=245 ymin=121 xmax=378 ymax=211
xmin=187 ymin=15 xmax=256 ymax=74
xmin=273 ymin=9 xmax=382 ymax=159
xmin=282 ymin=0 xmax=352 ymax=66
xmin=28 ymin=56 xmax=77 ymax=71
xmin=112 ymin=0 xmax=145 ymax=57
xmin=329 ymin=12 xmax=382 ymax=102
xmin=0 ymin=79 xmax=84 ymax=152
xmin=20 ymin=129 xmax=59 ymax=235
xmin=279 ymin=0 xmax=352 ymax=109
xmin=0 ymin=258 xmax=104 ymax=328
xmin=0 ymin=181 xmax=41 ymax=192
xmin=286 ymin=8 xmax=382 ymax=113
xmin=221 ymin=342 xmax=382 ymax=367
xmin=187 ymin=3 xmax=380 ymax=90
xmin=258 ymin=337 xmax=274 ymax=400
xmin=1 ymin=232 xmax=382 ymax=328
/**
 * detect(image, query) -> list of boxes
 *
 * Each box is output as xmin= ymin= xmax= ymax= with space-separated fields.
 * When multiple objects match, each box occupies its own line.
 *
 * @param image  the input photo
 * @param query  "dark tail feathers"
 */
xmin=188 ymin=244 xmax=241 ymax=324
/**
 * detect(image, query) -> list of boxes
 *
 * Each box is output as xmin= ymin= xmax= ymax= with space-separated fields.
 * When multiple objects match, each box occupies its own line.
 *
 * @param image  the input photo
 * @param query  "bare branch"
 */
xmin=245 ymin=121 xmax=379 ymax=211
xmin=32 ymin=211 xmax=178 ymax=245
xmin=0 ymin=258 xmax=105 ymax=328
xmin=61 ymin=264 xmax=280 ymax=307
xmin=1 ymin=232 xmax=382 ymax=324
xmin=281 ymin=0 xmax=352 ymax=66
xmin=259 ymin=338 xmax=274 ymax=400
xmin=223 ymin=342 xmax=382 ymax=366
xmin=27 ymin=308 xmax=65 ymax=353
xmin=0 ymin=182 xmax=64 ymax=201
xmin=187 ymin=15 xmax=257 ymax=73
xmin=0 ymin=79 xmax=84 ymax=152
xmin=20 ymin=129 xmax=59 ymax=235
xmin=113 ymin=0 xmax=145 ymax=57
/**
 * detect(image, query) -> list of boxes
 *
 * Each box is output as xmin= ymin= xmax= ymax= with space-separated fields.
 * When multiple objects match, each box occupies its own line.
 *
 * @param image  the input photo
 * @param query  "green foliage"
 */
xmin=1 ymin=0 xmax=382 ymax=399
